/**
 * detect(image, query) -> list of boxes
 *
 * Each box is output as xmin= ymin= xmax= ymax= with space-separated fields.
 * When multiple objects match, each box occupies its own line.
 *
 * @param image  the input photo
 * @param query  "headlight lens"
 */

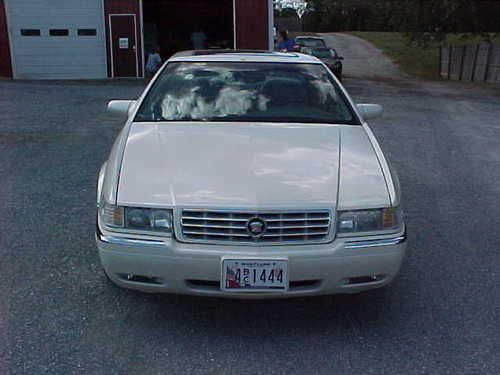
xmin=337 ymin=207 xmax=403 ymax=234
xmin=100 ymin=204 xmax=172 ymax=234
xmin=126 ymin=208 xmax=150 ymax=229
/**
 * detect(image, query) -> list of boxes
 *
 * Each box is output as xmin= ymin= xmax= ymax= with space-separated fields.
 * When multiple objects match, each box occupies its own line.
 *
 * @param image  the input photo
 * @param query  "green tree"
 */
xmin=390 ymin=0 xmax=500 ymax=45
xmin=303 ymin=0 xmax=500 ymax=43
xmin=278 ymin=7 xmax=299 ymax=18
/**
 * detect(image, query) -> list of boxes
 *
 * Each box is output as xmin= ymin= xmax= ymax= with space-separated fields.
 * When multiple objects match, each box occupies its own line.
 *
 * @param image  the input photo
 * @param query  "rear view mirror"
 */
xmin=107 ymin=100 xmax=137 ymax=117
xmin=357 ymin=104 xmax=383 ymax=120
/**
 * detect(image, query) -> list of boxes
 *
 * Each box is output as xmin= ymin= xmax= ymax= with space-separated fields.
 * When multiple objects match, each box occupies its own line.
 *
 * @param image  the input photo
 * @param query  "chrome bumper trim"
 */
xmin=97 ymin=233 xmax=165 ymax=246
xmin=344 ymin=232 xmax=407 ymax=249
xmin=96 ymin=223 xmax=166 ymax=246
xmin=97 ymin=224 xmax=406 ymax=249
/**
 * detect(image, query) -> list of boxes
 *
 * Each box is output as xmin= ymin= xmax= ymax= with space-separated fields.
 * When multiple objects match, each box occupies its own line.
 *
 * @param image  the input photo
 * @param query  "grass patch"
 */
xmin=348 ymin=32 xmax=439 ymax=79
xmin=348 ymin=32 xmax=500 ymax=80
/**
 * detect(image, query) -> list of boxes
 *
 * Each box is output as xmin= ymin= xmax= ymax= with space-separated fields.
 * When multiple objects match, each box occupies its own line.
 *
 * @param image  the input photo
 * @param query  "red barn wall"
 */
xmin=235 ymin=0 xmax=269 ymax=50
xmin=0 ymin=0 xmax=12 ymax=77
xmin=103 ymin=0 xmax=143 ymax=77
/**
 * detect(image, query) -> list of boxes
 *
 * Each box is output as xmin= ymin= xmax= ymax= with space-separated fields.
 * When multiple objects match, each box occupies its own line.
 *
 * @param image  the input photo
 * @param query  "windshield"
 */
xmin=296 ymin=38 xmax=326 ymax=47
xmin=312 ymin=48 xmax=337 ymax=58
xmin=135 ymin=62 xmax=357 ymax=124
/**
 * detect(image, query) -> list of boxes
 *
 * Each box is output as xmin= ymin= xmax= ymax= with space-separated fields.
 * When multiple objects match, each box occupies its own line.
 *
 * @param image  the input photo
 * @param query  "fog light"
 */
xmin=344 ymin=274 xmax=386 ymax=285
xmin=121 ymin=274 xmax=163 ymax=285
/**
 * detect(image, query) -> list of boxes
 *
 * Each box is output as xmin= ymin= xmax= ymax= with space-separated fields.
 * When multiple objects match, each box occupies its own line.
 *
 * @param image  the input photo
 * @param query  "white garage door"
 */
xmin=5 ymin=0 xmax=107 ymax=79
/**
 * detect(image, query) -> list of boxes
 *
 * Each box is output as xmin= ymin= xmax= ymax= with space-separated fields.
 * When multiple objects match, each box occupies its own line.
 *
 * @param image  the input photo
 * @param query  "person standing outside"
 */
xmin=276 ymin=31 xmax=295 ymax=52
xmin=145 ymin=45 xmax=162 ymax=77
xmin=191 ymin=28 xmax=207 ymax=50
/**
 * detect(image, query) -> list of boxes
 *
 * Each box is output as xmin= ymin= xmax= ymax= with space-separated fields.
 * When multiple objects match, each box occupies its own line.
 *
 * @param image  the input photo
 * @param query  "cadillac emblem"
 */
xmin=247 ymin=217 xmax=267 ymax=237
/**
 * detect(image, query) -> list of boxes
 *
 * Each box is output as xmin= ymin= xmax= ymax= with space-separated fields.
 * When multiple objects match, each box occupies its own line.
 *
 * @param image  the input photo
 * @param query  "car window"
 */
xmin=297 ymin=38 xmax=326 ymax=48
xmin=135 ymin=62 xmax=358 ymax=124
xmin=301 ymin=47 xmax=313 ymax=55
xmin=312 ymin=48 xmax=337 ymax=58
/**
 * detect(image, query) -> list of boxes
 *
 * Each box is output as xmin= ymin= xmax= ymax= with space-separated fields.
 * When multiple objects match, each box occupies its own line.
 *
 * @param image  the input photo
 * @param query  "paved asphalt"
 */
xmin=1 ymin=40 xmax=500 ymax=374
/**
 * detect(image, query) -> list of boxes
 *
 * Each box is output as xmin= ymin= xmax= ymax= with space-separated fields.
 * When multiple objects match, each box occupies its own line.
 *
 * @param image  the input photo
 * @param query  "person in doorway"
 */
xmin=276 ymin=30 xmax=295 ymax=52
xmin=191 ymin=28 xmax=207 ymax=50
xmin=145 ymin=45 xmax=162 ymax=77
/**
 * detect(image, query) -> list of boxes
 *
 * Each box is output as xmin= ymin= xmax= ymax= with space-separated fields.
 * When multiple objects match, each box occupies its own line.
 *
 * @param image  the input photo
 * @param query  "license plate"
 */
xmin=221 ymin=259 xmax=288 ymax=292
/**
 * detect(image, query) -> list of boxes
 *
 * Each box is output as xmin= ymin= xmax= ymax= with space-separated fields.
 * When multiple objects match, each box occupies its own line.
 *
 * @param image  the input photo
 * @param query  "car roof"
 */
xmin=313 ymin=46 xmax=334 ymax=51
xmin=295 ymin=36 xmax=325 ymax=40
xmin=169 ymin=50 xmax=321 ymax=64
xmin=172 ymin=49 xmax=265 ymax=57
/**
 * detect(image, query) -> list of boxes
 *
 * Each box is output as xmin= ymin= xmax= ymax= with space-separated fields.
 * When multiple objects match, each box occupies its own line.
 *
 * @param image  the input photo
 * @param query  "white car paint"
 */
xmin=96 ymin=51 xmax=406 ymax=297
xmin=117 ymin=122 xmax=389 ymax=210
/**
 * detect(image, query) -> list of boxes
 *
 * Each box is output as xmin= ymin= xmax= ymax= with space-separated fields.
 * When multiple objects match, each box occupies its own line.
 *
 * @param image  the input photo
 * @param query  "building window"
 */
xmin=21 ymin=29 xmax=41 ymax=36
xmin=49 ymin=29 xmax=69 ymax=36
xmin=78 ymin=29 xmax=97 ymax=36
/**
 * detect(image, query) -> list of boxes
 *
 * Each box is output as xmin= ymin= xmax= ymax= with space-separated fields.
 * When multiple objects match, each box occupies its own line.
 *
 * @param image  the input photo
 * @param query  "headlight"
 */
xmin=337 ymin=207 xmax=403 ymax=234
xmin=100 ymin=203 xmax=172 ymax=234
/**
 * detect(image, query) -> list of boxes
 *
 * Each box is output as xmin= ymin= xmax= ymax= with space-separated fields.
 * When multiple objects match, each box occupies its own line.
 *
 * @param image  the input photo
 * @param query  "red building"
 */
xmin=0 ymin=0 xmax=273 ymax=79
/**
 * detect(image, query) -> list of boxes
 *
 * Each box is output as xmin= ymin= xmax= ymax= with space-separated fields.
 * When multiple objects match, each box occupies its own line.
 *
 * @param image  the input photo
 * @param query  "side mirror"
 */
xmin=339 ymin=56 xmax=344 ymax=60
xmin=107 ymin=100 xmax=137 ymax=117
xmin=357 ymin=104 xmax=383 ymax=120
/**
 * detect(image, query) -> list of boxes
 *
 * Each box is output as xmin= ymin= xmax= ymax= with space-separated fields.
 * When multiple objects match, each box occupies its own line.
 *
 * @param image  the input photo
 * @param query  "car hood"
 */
xmin=117 ymin=122 xmax=390 ymax=209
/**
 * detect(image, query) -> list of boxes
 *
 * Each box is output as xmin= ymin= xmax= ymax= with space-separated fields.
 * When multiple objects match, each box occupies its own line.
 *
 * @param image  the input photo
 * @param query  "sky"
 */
xmin=275 ymin=0 xmax=307 ymax=11
xmin=275 ymin=0 xmax=307 ymax=17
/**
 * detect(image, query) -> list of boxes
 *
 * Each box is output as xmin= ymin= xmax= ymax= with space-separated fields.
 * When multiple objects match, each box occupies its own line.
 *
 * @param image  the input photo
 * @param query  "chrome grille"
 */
xmin=178 ymin=210 xmax=332 ymax=244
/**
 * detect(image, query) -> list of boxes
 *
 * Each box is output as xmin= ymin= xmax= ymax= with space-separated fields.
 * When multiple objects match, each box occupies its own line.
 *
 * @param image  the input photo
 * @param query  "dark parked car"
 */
xmin=295 ymin=36 xmax=327 ymax=49
xmin=303 ymin=46 xmax=344 ymax=80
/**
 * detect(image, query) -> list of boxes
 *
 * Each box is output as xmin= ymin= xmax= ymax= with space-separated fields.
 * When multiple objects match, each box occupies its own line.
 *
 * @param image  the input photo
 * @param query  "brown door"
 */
xmin=110 ymin=15 xmax=138 ymax=77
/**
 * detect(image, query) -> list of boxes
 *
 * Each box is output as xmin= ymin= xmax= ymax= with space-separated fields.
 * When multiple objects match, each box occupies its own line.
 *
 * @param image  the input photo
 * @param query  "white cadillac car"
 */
xmin=96 ymin=51 xmax=406 ymax=298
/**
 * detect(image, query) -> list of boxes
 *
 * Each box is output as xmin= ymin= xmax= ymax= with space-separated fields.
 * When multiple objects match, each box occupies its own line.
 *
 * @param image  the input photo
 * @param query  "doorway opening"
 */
xmin=142 ymin=0 xmax=234 ymax=61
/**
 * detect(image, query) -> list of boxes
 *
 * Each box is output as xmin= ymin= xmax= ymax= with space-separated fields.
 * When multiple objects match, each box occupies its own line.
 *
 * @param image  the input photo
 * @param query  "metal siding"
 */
xmin=5 ymin=0 xmax=107 ymax=79
xmin=235 ymin=0 xmax=268 ymax=50
xmin=0 ymin=0 xmax=12 ymax=77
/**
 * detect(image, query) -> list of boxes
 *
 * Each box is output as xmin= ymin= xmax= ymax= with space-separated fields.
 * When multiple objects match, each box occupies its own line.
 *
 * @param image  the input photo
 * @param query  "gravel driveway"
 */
xmin=321 ymin=33 xmax=407 ymax=80
xmin=1 ymin=48 xmax=500 ymax=373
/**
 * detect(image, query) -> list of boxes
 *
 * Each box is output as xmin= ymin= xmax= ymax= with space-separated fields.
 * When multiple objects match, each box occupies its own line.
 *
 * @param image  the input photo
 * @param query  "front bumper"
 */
xmin=96 ymin=223 xmax=407 ymax=298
